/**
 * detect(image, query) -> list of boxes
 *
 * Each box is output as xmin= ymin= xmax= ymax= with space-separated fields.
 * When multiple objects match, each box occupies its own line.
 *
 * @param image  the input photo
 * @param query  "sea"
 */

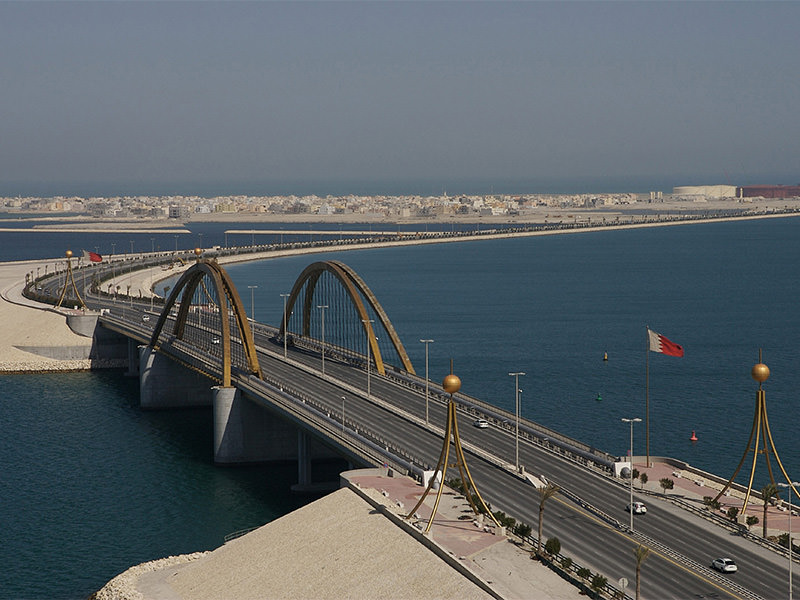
xmin=2 ymin=212 xmax=800 ymax=598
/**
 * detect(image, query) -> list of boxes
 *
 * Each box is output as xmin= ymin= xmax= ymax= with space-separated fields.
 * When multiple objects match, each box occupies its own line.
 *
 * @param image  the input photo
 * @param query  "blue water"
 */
xmin=222 ymin=218 xmax=800 ymax=474
xmin=3 ymin=215 xmax=800 ymax=598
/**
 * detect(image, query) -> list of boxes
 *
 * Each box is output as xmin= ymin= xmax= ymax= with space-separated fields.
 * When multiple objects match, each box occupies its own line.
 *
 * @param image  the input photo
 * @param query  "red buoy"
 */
xmin=690 ymin=430 xmax=698 ymax=442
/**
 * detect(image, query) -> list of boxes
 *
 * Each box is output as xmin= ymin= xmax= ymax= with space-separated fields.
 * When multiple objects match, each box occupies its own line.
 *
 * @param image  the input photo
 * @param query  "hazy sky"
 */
xmin=1 ymin=1 xmax=798 ymax=196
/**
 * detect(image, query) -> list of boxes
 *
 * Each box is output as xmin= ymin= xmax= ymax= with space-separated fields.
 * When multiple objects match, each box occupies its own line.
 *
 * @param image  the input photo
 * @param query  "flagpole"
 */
xmin=645 ymin=326 xmax=650 ymax=467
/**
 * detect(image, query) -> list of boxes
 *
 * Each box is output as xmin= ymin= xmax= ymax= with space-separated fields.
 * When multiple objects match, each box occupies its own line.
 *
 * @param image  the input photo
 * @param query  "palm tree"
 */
xmin=536 ymin=482 xmax=560 ymax=556
xmin=761 ymin=483 xmax=778 ymax=538
xmin=634 ymin=544 xmax=650 ymax=600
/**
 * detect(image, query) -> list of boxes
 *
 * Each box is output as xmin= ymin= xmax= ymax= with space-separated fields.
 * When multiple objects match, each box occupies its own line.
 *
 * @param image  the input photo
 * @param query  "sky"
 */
xmin=1 ymin=1 xmax=799 ymax=197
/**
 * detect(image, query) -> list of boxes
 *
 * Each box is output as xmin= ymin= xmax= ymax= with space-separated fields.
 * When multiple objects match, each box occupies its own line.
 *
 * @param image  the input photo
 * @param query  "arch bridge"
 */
xmin=147 ymin=258 xmax=415 ymax=386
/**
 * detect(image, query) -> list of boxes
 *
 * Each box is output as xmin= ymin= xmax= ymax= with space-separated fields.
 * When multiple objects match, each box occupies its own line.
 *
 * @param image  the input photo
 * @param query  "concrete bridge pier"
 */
xmin=213 ymin=386 xmax=305 ymax=465
xmin=297 ymin=430 xmax=310 ymax=487
xmin=124 ymin=338 xmax=140 ymax=377
xmin=139 ymin=345 xmax=213 ymax=409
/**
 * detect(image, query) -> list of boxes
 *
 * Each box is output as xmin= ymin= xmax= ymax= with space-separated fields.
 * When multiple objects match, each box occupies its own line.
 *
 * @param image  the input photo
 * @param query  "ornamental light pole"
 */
xmin=420 ymin=339 xmax=434 ymax=425
xmin=779 ymin=482 xmax=800 ymax=600
xmin=317 ymin=304 xmax=328 ymax=374
xmin=362 ymin=318 xmax=374 ymax=400
xmin=622 ymin=417 xmax=642 ymax=532
xmin=247 ymin=285 xmax=258 ymax=337
xmin=509 ymin=372 xmax=525 ymax=472
xmin=280 ymin=293 xmax=290 ymax=358
xmin=341 ymin=396 xmax=346 ymax=435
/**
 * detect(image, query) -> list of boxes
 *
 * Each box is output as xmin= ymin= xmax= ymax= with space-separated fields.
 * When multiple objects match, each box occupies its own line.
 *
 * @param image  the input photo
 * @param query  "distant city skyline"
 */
xmin=1 ymin=2 xmax=798 ymax=198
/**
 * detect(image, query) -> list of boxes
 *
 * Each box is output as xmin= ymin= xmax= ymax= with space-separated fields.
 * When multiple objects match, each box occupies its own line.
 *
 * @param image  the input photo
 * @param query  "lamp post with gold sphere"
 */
xmin=406 ymin=362 xmax=500 ymax=533
xmin=713 ymin=350 xmax=800 ymax=516
xmin=55 ymin=249 xmax=86 ymax=309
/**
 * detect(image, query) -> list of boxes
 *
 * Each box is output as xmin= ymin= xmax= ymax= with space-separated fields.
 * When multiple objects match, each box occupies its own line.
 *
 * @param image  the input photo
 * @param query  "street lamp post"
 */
xmin=341 ymin=396 xmax=346 ymax=435
xmin=509 ymin=372 xmax=526 ymax=472
xmin=622 ymin=417 xmax=642 ymax=532
xmin=247 ymin=285 xmax=258 ymax=337
xmin=362 ymin=319 xmax=374 ymax=400
xmin=280 ymin=293 xmax=290 ymax=358
xmin=420 ymin=339 xmax=434 ymax=425
xmin=779 ymin=482 xmax=800 ymax=600
xmin=317 ymin=304 xmax=328 ymax=374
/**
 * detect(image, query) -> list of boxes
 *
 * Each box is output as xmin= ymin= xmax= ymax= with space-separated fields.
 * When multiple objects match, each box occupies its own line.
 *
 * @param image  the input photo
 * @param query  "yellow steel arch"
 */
xmin=149 ymin=259 xmax=262 ymax=386
xmin=279 ymin=260 xmax=415 ymax=376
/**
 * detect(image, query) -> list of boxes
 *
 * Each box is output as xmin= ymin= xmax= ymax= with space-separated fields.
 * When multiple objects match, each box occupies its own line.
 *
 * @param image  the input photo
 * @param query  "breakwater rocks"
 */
xmin=0 ymin=358 xmax=126 ymax=374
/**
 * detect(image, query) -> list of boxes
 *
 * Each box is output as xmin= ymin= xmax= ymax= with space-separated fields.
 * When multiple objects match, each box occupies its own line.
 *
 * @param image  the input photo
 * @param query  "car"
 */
xmin=141 ymin=315 xmax=150 ymax=322
xmin=711 ymin=557 xmax=738 ymax=573
xmin=211 ymin=337 xmax=220 ymax=345
xmin=626 ymin=501 xmax=647 ymax=514
xmin=473 ymin=418 xmax=489 ymax=429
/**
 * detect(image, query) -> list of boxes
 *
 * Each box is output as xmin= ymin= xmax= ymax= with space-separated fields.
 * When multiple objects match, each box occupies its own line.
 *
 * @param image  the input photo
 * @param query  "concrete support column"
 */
xmin=139 ymin=345 xmax=212 ymax=409
xmin=213 ymin=386 xmax=244 ymax=464
xmin=297 ymin=430 xmax=311 ymax=487
xmin=124 ymin=338 xmax=139 ymax=377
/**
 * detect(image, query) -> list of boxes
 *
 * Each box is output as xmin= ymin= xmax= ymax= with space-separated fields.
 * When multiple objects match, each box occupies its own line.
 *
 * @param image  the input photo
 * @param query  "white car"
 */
xmin=473 ymin=418 xmax=489 ymax=429
xmin=711 ymin=557 xmax=738 ymax=573
xmin=211 ymin=337 xmax=220 ymax=345
xmin=626 ymin=501 xmax=647 ymax=514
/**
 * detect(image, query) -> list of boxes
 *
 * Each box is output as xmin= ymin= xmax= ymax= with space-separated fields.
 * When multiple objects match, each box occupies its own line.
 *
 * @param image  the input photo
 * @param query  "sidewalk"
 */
xmin=344 ymin=470 xmax=580 ymax=599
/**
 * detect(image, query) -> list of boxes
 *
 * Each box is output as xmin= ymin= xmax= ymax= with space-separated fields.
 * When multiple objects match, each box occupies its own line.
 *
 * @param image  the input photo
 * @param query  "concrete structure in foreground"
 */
xmin=93 ymin=468 xmax=580 ymax=600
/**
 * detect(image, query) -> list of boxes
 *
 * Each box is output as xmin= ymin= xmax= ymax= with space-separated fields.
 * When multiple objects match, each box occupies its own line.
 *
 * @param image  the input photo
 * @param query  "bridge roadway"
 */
xmin=86 ymin=294 xmax=794 ymax=600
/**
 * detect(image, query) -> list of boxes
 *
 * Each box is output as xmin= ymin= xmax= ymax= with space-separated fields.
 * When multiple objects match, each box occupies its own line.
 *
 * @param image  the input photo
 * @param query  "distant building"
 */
xmin=672 ymin=185 xmax=737 ymax=200
xmin=168 ymin=205 xmax=190 ymax=219
xmin=737 ymin=185 xmax=800 ymax=199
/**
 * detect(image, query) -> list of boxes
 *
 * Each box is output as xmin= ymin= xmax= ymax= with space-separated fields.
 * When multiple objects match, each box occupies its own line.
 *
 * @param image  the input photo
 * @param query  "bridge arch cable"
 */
xmin=279 ymin=261 xmax=415 ymax=376
xmin=148 ymin=260 xmax=262 ymax=386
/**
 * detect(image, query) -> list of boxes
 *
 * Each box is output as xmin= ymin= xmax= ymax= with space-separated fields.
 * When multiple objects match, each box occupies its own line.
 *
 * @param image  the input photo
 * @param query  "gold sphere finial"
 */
xmin=65 ymin=249 xmax=73 ymax=258
xmin=443 ymin=373 xmax=461 ymax=394
xmin=752 ymin=362 xmax=770 ymax=383
xmin=194 ymin=247 xmax=202 ymax=258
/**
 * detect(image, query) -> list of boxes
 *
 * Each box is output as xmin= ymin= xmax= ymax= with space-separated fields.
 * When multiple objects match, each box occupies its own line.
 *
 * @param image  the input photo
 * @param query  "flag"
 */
xmin=647 ymin=328 xmax=683 ymax=357
xmin=82 ymin=249 xmax=102 ymax=263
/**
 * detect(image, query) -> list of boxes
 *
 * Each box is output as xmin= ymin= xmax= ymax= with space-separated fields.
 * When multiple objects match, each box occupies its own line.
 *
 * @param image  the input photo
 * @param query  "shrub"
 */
xmin=493 ymin=510 xmax=516 ymax=529
xmin=590 ymin=574 xmax=608 ymax=596
xmin=560 ymin=556 xmax=573 ymax=570
xmin=639 ymin=472 xmax=648 ymax=488
xmin=746 ymin=515 xmax=759 ymax=530
xmin=659 ymin=477 xmax=674 ymax=494
xmin=726 ymin=506 xmax=739 ymax=522
xmin=544 ymin=536 xmax=561 ymax=556
xmin=577 ymin=566 xmax=591 ymax=581
xmin=513 ymin=522 xmax=532 ymax=539
xmin=703 ymin=496 xmax=721 ymax=510
xmin=446 ymin=477 xmax=464 ymax=494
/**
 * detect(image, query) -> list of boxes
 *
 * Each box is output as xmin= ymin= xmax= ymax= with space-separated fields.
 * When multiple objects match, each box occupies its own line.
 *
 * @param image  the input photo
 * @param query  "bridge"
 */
xmin=26 ymin=249 xmax=792 ymax=600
